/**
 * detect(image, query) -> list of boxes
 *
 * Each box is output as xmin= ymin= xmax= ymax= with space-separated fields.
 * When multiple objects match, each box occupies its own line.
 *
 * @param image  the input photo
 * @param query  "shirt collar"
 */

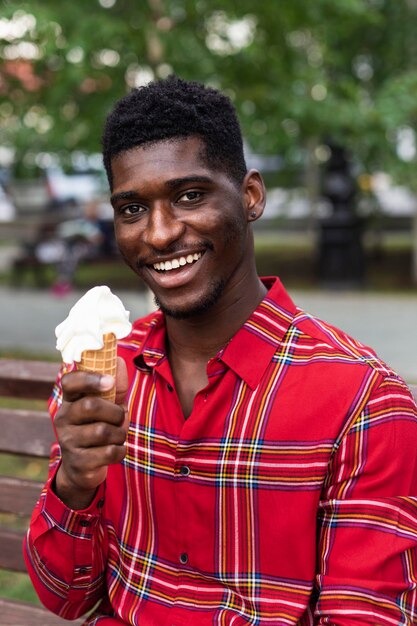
xmin=133 ymin=277 xmax=296 ymax=388
xmin=221 ymin=277 xmax=296 ymax=389
xmin=133 ymin=312 xmax=166 ymax=372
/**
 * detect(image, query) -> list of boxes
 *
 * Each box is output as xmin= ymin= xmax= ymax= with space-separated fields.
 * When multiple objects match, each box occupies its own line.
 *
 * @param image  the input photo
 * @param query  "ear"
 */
xmin=242 ymin=169 xmax=266 ymax=223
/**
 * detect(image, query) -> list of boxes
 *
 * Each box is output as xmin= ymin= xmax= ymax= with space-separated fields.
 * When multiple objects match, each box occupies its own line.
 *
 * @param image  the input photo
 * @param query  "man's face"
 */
xmin=111 ymin=137 xmax=255 ymax=319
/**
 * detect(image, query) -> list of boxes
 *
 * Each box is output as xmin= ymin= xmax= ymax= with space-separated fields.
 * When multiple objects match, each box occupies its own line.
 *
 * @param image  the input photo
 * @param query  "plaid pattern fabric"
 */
xmin=24 ymin=277 xmax=417 ymax=625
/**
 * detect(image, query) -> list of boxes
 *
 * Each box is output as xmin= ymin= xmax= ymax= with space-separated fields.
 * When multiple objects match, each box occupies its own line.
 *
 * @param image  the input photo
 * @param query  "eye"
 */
xmin=120 ymin=203 xmax=146 ymax=216
xmin=177 ymin=190 xmax=203 ymax=203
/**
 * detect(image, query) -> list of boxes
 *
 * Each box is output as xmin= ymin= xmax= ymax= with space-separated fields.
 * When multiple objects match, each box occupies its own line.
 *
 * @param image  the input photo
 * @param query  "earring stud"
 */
xmin=250 ymin=211 xmax=257 ymax=218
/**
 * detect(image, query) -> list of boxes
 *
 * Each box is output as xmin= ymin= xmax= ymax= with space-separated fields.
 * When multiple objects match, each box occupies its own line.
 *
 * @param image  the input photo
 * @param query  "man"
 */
xmin=25 ymin=76 xmax=417 ymax=625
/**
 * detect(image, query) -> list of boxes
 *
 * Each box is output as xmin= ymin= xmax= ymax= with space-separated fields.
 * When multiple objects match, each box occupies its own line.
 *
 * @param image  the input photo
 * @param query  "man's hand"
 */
xmin=54 ymin=356 xmax=129 ymax=510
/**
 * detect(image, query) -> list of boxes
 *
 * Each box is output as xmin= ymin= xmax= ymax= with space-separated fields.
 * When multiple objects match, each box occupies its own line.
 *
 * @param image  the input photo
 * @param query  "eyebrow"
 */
xmin=110 ymin=175 xmax=213 ymax=205
xmin=165 ymin=175 xmax=213 ymax=188
xmin=110 ymin=190 xmax=137 ymax=205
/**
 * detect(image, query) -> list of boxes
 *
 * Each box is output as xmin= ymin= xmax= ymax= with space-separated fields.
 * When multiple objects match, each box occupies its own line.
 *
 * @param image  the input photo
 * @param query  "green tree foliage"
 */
xmin=1 ymin=0 xmax=417 ymax=185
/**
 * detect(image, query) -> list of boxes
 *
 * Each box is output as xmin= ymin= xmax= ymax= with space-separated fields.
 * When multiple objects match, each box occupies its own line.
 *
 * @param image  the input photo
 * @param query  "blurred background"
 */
xmin=1 ymin=0 xmax=417 ymax=371
xmin=2 ymin=0 xmax=417 ymax=607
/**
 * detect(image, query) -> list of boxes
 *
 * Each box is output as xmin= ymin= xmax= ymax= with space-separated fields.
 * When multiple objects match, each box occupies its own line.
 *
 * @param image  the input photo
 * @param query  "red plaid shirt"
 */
xmin=24 ymin=277 xmax=417 ymax=625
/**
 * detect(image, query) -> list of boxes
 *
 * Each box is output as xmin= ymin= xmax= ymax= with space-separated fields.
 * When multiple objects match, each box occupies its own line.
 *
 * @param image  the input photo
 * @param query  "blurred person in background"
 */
xmin=50 ymin=198 xmax=105 ymax=295
xmin=12 ymin=197 xmax=110 ymax=293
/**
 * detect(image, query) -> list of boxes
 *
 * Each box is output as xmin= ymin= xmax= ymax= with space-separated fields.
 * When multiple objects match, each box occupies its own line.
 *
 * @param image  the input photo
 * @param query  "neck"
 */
xmin=165 ymin=271 xmax=267 ymax=361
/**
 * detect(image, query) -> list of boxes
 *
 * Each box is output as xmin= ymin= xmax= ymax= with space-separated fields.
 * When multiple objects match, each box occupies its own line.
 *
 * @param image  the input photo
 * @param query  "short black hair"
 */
xmin=102 ymin=75 xmax=247 ymax=189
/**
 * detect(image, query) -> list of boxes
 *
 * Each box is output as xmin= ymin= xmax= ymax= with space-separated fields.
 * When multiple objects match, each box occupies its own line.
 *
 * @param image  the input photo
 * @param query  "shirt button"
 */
xmin=97 ymin=498 xmax=105 ymax=509
xmin=80 ymin=520 xmax=90 ymax=527
xmin=179 ymin=552 xmax=188 ymax=564
xmin=180 ymin=465 xmax=190 ymax=476
xmin=167 ymin=383 xmax=173 ymax=392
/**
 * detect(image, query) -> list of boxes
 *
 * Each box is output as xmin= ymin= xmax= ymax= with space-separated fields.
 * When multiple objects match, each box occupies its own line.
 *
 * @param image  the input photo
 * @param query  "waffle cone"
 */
xmin=78 ymin=332 xmax=117 ymax=402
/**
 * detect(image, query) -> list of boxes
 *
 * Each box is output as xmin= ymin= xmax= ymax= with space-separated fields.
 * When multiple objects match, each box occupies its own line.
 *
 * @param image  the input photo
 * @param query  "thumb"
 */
xmin=115 ymin=356 xmax=128 ymax=405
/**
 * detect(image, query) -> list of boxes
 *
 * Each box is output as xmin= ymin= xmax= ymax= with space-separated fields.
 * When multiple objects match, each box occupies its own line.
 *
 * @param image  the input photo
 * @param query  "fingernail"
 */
xmin=100 ymin=374 xmax=114 ymax=390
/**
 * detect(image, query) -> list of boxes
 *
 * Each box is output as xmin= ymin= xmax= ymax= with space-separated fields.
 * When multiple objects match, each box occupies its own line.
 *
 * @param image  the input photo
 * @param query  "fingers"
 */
xmin=62 ymin=356 xmax=129 ymax=406
xmin=73 ymin=443 xmax=126 ymax=470
xmin=53 ymin=357 xmax=130 ymax=508
xmin=58 ymin=420 xmax=127 ymax=449
xmin=60 ymin=442 xmax=126 ymax=487
xmin=62 ymin=370 xmax=115 ymax=402
xmin=57 ymin=392 xmax=125 ymax=427
xmin=55 ymin=439 xmax=126 ymax=507
xmin=54 ymin=403 xmax=127 ymax=503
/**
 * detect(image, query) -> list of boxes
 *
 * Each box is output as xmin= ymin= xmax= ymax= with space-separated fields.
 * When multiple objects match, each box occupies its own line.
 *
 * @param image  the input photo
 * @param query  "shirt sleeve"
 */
xmin=23 ymin=364 xmax=110 ymax=621
xmin=315 ymin=374 xmax=417 ymax=624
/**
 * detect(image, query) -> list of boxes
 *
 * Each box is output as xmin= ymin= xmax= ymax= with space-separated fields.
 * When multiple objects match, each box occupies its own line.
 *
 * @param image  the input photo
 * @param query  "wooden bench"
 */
xmin=0 ymin=357 xmax=416 ymax=625
xmin=0 ymin=358 xmax=83 ymax=625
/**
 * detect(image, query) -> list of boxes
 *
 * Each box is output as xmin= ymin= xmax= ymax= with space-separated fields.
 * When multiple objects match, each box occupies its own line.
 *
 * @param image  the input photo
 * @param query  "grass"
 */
xmin=0 ymin=571 xmax=40 ymax=604
xmin=0 ymin=348 xmax=59 ymax=362
xmin=0 ymin=451 xmax=48 ymax=479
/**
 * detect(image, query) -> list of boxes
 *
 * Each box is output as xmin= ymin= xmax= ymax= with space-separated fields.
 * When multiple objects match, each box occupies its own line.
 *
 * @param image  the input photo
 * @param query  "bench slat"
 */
xmin=0 ymin=359 xmax=58 ymax=400
xmin=0 ymin=475 xmax=44 ymax=516
xmin=0 ymin=529 xmax=27 ymax=572
xmin=0 ymin=408 xmax=54 ymax=456
xmin=0 ymin=598 xmax=84 ymax=625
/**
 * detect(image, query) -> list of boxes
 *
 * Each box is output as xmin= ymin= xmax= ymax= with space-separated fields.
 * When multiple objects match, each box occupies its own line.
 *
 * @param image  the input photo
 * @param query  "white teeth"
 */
xmin=153 ymin=252 xmax=202 ymax=272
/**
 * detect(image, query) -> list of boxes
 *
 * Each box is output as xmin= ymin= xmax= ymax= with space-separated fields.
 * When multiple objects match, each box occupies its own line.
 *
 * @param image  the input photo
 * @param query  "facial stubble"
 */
xmin=154 ymin=212 xmax=247 ymax=319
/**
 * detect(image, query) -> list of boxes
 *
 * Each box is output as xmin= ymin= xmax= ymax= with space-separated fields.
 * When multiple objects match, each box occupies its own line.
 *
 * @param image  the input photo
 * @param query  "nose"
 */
xmin=142 ymin=204 xmax=185 ymax=250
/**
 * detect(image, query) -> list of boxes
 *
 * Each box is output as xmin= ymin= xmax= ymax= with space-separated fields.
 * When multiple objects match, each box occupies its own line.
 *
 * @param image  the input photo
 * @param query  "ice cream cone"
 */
xmin=55 ymin=287 xmax=131 ymax=393
xmin=78 ymin=332 xmax=117 ymax=402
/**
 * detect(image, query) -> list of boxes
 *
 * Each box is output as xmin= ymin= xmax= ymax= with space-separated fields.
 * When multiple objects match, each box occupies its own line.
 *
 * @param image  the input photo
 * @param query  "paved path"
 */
xmin=0 ymin=285 xmax=416 ymax=382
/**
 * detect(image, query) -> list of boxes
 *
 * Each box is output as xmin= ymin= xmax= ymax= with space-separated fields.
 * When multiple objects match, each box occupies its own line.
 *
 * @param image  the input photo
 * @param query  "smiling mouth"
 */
xmin=152 ymin=252 xmax=203 ymax=272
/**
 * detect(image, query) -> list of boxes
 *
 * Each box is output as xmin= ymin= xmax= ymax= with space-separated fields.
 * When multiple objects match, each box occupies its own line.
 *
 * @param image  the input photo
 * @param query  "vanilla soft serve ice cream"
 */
xmin=55 ymin=285 xmax=132 ymax=364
